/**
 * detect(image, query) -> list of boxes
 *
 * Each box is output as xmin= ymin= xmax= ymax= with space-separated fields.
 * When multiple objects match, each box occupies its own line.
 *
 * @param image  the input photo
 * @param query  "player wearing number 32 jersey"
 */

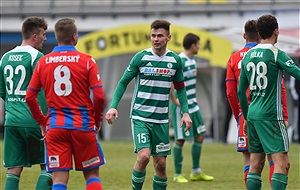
xmin=26 ymin=18 xmax=106 ymax=190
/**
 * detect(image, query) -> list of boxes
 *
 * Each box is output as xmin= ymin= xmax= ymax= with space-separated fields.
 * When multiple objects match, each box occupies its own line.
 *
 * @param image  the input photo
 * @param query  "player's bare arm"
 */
xmin=106 ymin=108 xmax=118 ymax=125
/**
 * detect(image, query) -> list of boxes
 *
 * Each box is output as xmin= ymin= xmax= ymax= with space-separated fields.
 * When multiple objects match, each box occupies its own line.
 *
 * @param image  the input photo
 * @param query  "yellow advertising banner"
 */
xmin=76 ymin=24 xmax=233 ymax=67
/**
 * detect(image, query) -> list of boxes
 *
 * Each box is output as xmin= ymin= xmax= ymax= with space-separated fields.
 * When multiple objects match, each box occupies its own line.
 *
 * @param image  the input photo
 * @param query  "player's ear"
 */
xmin=274 ymin=28 xmax=279 ymax=37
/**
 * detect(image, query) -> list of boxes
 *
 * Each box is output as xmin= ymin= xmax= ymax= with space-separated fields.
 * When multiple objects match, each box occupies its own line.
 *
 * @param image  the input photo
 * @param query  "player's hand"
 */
xmin=243 ymin=120 xmax=248 ymax=137
xmin=40 ymin=125 xmax=47 ymax=140
xmin=106 ymin=108 xmax=118 ymax=125
xmin=181 ymin=113 xmax=192 ymax=132
xmin=95 ymin=121 xmax=102 ymax=133
xmin=284 ymin=121 xmax=289 ymax=128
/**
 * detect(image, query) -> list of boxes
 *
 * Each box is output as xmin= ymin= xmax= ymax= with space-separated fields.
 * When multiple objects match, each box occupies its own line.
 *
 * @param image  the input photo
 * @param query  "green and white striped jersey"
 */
xmin=177 ymin=52 xmax=199 ymax=114
xmin=0 ymin=46 xmax=47 ymax=128
xmin=238 ymin=44 xmax=300 ymax=121
xmin=111 ymin=48 xmax=186 ymax=124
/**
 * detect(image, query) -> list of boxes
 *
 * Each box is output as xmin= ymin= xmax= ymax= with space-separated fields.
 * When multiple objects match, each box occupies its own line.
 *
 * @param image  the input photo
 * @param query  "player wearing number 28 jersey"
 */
xmin=238 ymin=14 xmax=300 ymax=190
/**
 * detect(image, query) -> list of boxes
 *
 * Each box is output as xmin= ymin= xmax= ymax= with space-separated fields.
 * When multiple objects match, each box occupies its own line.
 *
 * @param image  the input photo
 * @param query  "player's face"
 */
xmin=150 ymin=28 xmax=171 ymax=54
xmin=34 ymin=28 xmax=47 ymax=51
xmin=192 ymin=40 xmax=200 ymax=55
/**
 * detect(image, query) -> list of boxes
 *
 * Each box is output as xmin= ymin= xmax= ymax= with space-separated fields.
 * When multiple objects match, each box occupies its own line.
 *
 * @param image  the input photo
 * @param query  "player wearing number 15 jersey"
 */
xmin=238 ymin=15 xmax=300 ymax=190
xmin=26 ymin=18 xmax=105 ymax=190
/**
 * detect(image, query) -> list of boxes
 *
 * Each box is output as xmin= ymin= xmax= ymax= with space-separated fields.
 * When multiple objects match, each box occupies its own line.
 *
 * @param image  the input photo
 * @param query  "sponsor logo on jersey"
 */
xmin=238 ymin=137 xmax=247 ymax=147
xmin=156 ymin=143 xmax=170 ymax=153
xmin=141 ymin=67 xmax=175 ymax=76
xmin=146 ymin=62 xmax=153 ymax=66
xmin=7 ymin=98 xmax=25 ymax=102
xmin=82 ymin=156 xmax=100 ymax=168
xmin=285 ymin=59 xmax=294 ymax=66
xmin=197 ymin=125 xmax=206 ymax=134
xmin=49 ymin=155 xmax=59 ymax=168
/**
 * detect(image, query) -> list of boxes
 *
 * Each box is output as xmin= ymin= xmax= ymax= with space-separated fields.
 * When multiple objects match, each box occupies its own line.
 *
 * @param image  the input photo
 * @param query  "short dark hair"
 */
xmin=150 ymin=20 xmax=170 ymax=35
xmin=257 ymin=14 xmax=278 ymax=39
xmin=22 ymin=16 xmax=47 ymax=40
xmin=244 ymin=20 xmax=259 ymax=42
xmin=55 ymin=18 xmax=77 ymax=44
xmin=183 ymin=33 xmax=200 ymax=50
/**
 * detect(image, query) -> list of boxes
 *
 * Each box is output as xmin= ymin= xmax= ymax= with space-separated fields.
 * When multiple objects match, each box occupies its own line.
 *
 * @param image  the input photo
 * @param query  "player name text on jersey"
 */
xmin=45 ymin=55 xmax=80 ymax=64
xmin=250 ymin=51 xmax=263 ymax=58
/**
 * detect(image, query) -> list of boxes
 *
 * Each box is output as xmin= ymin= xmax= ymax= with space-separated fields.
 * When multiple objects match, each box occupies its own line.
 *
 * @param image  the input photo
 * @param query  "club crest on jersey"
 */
xmin=167 ymin=62 xmax=173 ymax=68
xmin=49 ymin=155 xmax=60 ymax=168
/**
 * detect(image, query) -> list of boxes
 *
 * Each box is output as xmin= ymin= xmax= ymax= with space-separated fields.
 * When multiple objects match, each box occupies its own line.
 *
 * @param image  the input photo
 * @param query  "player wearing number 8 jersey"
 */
xmin=0 ymin=16 xmax=52 ymax=190
xmin=26 ymin=18 xmax=106 ymax=190
xmin=238 ymin=14 xmax=300 ymax=190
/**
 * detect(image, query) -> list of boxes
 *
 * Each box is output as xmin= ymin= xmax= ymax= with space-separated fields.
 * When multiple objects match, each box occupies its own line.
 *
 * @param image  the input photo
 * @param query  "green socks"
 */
xmin=173 ymin=142 xmax=183 ymax=174
xmin=5 ymin=173 xmax=20 ymax=190
xmin=36 ymin=170 xmax=52 ymax=190
xmin=272 ymin=173 xmax=288 ymax=190
xmin=153 ymin=175 xmax=167 ymax=190
xmin=247 ymin=172 xmax=262 ymax=190
xmin=132 ymin=169 xmax=146 ymax=190
xmin=192 ymin=141 xmax=202 ymax=169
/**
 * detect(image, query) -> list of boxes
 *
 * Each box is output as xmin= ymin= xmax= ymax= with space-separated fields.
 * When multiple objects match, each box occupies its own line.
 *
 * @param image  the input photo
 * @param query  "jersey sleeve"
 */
xmin=173 ymin=56 xmax=184 ymax=83
xmin=0 ymin=58 xmax=5 ymax=100
xmin=226 ymin=57 xmax=239 ymax=121
xmin=110 ymin=52 xmax=141 ymax=109
xmin=26 ymin=63 xmax=47 ymax=126
xmin=237 ymin=62 xmax=249 ymax=120
xmin=277 ymin=51 xmax=300 ymax=80
xmin=88 ymin=57 xmax=106 ymax=122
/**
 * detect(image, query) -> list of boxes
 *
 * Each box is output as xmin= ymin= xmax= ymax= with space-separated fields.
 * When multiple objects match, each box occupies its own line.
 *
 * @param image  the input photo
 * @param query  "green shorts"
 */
xmin=247 ymin=120 xmax=289 ymax=154
xmin=4 ymin=126 xmax=45 ymax=168
xmin=131 ymin=119 xmax=171 ymax=156
xmin=172 ymin=105 xmax=206 ymax=140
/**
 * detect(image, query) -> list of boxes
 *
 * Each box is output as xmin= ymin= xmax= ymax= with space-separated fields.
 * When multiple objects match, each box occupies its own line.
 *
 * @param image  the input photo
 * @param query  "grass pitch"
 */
xmin=0 ymin=140 xmax=299 ymax=190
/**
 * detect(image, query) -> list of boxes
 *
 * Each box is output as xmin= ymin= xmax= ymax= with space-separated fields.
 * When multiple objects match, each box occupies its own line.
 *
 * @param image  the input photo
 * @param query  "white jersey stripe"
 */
xmin=140 ymin=79 xmax=172 ymax=88
xmin=132 ymin=115 xmax=168 ymax=123
xmin=137 ymin=91 xmax=169 ymax=101
xmin=186 ymin=89 xmax=196 ymax=96
xmin=134 ymin=104 xmax=168 ymax=113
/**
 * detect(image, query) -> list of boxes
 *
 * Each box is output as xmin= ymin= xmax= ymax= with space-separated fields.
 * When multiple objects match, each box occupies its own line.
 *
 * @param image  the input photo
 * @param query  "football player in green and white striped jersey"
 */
xmin=106 ymin=20 xmax=192 ymax=190
xmin=170 ymin=33 xmax=213 ymax=183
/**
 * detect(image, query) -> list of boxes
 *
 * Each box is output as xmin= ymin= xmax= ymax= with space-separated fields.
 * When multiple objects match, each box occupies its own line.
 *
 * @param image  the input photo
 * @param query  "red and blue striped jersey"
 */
xmin=27 ymin=46 xmax=105 ymax=130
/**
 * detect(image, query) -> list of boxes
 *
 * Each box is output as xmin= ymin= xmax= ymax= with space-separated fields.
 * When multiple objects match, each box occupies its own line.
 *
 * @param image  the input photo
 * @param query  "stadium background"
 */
xmin=0 ymin=0 xmax=299 ymax=143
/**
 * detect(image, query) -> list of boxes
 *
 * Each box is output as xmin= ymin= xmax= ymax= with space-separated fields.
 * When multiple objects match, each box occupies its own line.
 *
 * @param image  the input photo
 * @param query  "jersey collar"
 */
xmin=52 ymin=46 xmax=77 ymax=52
xmin=244 ymin=42 xmax=258 ymax=48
